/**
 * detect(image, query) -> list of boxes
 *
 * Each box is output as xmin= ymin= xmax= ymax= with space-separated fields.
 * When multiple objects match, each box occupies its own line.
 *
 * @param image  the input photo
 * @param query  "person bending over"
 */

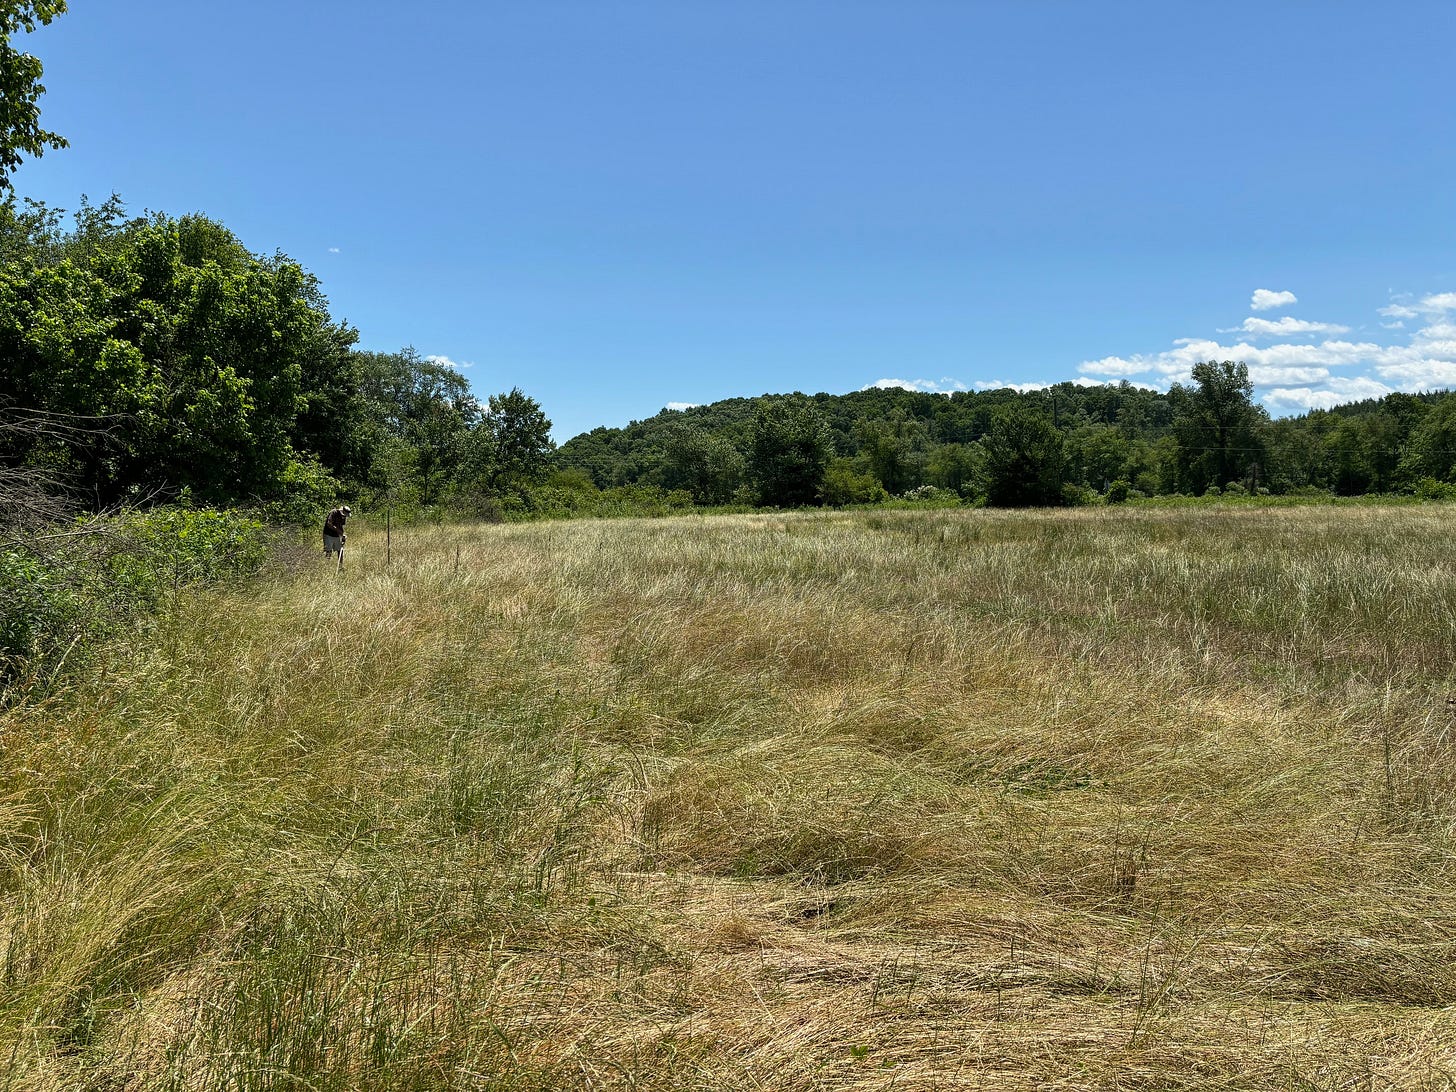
xmin=323 ymin=504 xmax=351 ymax=569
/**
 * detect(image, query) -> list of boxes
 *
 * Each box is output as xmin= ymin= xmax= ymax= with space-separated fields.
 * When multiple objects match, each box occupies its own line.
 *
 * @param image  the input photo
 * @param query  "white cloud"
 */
xmin=1076 ymin=355 xmax=1159 ymax=379
xmin=1373 ymin=360 xmax=1456 ymax=387
xmin=1261 ymin=377 xmax=1395 ymax=414
xmin=1246 ymin=365 xmax=1331 ymax=385
xmin=864 ymin=377 xmax=968 ymax=394
xmin=425 ymin=354 xmax=471 ymax=370
xmin=1081 ymin=337 xmax=1239 ymax=380
xmin=1379 ymin=294 xmax=1456 ymax=321
xmin=1316 ymin=375 xmax=1396 ymax=399
xmin=665 ymin=402 xmax=698 ymax=411
xmin=849 ymin=287 xmax=1456 ymax=419
xmin=1260 ymin=389 xmax=1346 ymax=413
xmin=1224 ymin=316 xmax=1350 ymax=338
xmin=1081 ymin=336 xmax=1444 ymax=384
xmin=1251 ymin=289 xmax=1297 ymax=311
xmin=327 ymin=246 xmax=341 ymax=254
xmin=1417 ymin=322 xmax=1456 ymax=342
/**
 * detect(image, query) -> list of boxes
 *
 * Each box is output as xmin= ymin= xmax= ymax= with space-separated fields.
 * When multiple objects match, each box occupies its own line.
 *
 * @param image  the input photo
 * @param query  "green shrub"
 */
xmin=881 ymin=485 xmax=963 ymax=510
xmin=262 ymin=456 xmax=342 ymax=526
xmin=0 ymin=506 xmax=271 ymax=686
xmin=1414 ymin=477 xmax=1456 ymax=501
xmin=106 ymin=508 xmax=271 ymax=609
xmin=1105 ymin=479 xmax=1132 ymax=504
xmin=0 ymin=550 xmax=85 ymax=669
xmin=822 ymin=460 xmax=888 ymax=507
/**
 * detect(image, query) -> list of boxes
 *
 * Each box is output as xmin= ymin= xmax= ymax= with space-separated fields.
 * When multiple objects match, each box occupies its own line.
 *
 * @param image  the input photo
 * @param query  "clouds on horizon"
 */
xmin=1079 ymin=291 xmax=1456 ymax=414
xmin=863 ymin=376 xmax=1160 ymax=396
xmin=864 ymin=377 xmax=969 ymax=394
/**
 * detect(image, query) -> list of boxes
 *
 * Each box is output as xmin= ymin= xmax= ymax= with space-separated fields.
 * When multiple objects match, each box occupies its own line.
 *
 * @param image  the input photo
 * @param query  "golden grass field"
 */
xmin=5 ymin=504 xmax=1456 ymax=1089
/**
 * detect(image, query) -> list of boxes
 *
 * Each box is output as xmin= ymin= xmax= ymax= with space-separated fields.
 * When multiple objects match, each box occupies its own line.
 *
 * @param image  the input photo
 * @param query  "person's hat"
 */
xmin=341 ymin=505 xmax=351 ymax=514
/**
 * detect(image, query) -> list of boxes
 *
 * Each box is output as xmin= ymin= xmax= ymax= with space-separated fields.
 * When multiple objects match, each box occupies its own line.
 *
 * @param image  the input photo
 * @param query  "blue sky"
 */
xmin=12 ymin=1 xmax=1456 ymax=440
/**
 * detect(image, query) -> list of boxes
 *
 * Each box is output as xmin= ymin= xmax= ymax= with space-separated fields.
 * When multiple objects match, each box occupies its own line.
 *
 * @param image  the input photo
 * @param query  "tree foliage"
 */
xmin=749 ymin=395 xmax=833 ymax=507
xmin=0 ymin=198 xmax=552 ymax=518
xmin=0 ymin=1 xmax=66 ymax=194
xmin=0 ymin=200 xmax=356 ymax=508
xmin=8 ymin=188 xmax=1456 ymax=520
xmin=455 ymin=387 xmax=555 ymax=504
xmin=982 ymin=404 xmax=1066 ymax=506
xmin=662 ymin=422 xmax=744 ymax=504
xmin=350 ymin=348 xmax=480 ymax=505
xmin=1169 ymin=361 xmax=1268 ymax=493
xmin=1403 ymin=398 xmax=1456 ymax=485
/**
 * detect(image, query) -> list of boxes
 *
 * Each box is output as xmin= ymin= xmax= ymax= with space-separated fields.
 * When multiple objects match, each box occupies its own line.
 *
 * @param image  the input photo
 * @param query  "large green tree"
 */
xmin=854 ymin=411 xmax=930 ymax=495
xmin=981 ymin=403 xmax=1066 ymax=506
xmin=0 ymin=1 xmax=66 ymax=194
xmin=350 ymin=348 xmax=479 ymax=505
xmin=461 ymin=387 xmax=554 ymax=499
xmin=662 ymin=423 xmax=744 ymax=504
xmin=925 ymin=442 xmax=983 ymax=497
xmin=1323 ymin=414 xmax=1405 ymax=495
xmin=1402 ymin=396 xmax=1456 ymax=484
xmin=749 ymin=394 xmax=832 ymax=507
xmin=1169 ymin=360 xmax=1268 ymax=493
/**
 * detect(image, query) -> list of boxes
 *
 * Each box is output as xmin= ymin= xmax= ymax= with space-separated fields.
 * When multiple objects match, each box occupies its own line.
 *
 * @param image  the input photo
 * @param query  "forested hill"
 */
xmin=554 ymin=380 xmax=1456 ymax=505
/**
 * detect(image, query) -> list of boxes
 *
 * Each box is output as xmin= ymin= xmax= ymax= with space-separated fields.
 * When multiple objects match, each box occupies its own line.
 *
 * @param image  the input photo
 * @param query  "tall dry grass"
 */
xmin=4 ymin=505 xmax=1456 ymax=1089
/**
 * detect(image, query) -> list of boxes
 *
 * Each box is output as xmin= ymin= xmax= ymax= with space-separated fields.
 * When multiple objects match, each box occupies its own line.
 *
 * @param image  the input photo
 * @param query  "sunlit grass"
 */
xmin=5 ymin=504 xmax=1456 ymax=1088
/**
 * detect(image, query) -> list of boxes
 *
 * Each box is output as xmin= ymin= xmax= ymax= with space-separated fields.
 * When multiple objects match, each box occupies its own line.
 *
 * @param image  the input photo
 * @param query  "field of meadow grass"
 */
xmin=5 ymin=504 xmax=1456 ymax=1089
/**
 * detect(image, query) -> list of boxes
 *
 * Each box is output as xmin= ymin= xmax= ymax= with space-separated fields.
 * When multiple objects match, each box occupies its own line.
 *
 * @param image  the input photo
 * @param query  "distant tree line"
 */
xmin=0 ymin=196 xmax=554 ymax=522
xmin=555 ymin=363 xmax=1456 ymax=507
